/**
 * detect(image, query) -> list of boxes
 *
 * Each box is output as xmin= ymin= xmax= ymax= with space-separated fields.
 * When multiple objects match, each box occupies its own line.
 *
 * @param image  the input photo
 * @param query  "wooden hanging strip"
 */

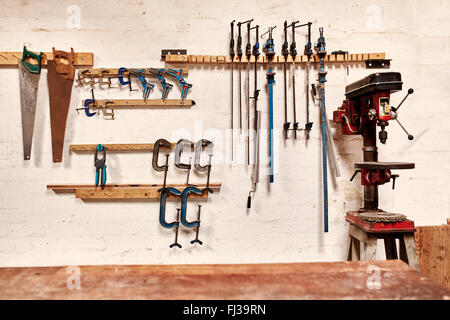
xmin=0 ymin=52 xmax=94 ymax=67
xmin=81 ymin=99 xmax=195 ymax=108
xmin=165 ymin=52 xmax=386 ymax=65
xmin=47 ymin=183 xmax=221 ymax=200
xmin=77 ymin=67 xmax=189 ymax=78
xmin=70 ymin=143 xmax=177 ymax=152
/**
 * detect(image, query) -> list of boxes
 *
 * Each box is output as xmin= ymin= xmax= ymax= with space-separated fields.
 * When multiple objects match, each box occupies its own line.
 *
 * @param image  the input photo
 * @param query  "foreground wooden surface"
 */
xmin=0 ymin=260 xmax=448 ymax=300
xmin=415 ymin=221 xmax=449 ymax=289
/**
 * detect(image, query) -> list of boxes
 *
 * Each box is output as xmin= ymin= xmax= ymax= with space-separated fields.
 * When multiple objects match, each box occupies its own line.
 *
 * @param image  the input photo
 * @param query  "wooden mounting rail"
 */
xmin=0 ymin=52 xmax=94 ymax=67
xmin=47 ymin=183 xmax=221 ymax=200
xmin=70 ymin=143 xmax=177 ymax=152
xmin=77 ymin=67 xmax=189 ymax=78
xmin=81 ymin=99 xmax=195 ymax=108
xmin=164 ymin=52 xmax=386 ymax=64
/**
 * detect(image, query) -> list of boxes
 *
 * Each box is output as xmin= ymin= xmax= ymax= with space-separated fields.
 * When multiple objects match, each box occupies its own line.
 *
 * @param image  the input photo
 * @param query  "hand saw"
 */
xmin=18 ymin=46 xmax=43 ymax=160
xmin=47 ymin=48 xmax=75 ymax=163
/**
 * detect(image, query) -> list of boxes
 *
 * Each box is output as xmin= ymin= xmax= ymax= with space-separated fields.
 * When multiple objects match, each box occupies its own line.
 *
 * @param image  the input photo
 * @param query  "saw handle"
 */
xmin=21 ymin=46 xmax=43 ymax=74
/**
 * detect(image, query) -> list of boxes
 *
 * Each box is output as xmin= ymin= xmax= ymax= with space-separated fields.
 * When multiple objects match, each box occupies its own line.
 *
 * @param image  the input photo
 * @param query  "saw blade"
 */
xmin=18 ymin=60 xmax=40 ymax=160
xmin=47 ymin=60 xmax=74 ymax=163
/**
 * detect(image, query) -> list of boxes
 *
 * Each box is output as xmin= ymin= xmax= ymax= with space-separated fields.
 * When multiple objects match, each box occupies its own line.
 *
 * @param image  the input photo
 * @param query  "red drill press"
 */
xmin=333 ymin=72 xmax=416 ymax=231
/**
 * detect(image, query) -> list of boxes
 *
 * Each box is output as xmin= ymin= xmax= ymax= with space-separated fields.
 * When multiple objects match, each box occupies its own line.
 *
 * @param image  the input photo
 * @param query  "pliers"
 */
xmin=94 ymin=144 xmax=107 ymax=187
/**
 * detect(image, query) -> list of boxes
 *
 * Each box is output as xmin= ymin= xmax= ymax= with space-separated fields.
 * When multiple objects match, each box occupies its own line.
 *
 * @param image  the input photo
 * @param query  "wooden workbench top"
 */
xmin=0 ymin=260 xmax=448 ymax=300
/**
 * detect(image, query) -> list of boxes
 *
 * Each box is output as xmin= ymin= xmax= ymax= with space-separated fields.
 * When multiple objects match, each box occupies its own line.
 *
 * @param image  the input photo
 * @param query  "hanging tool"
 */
xmin=303 ymin=22 xmax=314 ymax=138
xmin=76 ymin=69 xmax=95 ymax=87
xmin=174 ymin=139 xmax=194 ymax=185
xmin=166 ymin=68 xmax=192 ymax=99
xmin=154 ymin=139 xmax=181 ymax=230
xmin=118 ymin=67 xmax=138 ymax=92
xmin=18 ymin=46 xmax=43 ymax=160
xmin=98 ymin=69 xmax=117 ymax=88
xmin=315 ymin=27 xmax=329 ymax=232
xmin=94 ymin=144 xmax=107 ymax=188
xmin=237 ymin=19 xmax=254 ymax=135
xmin=230 ymin=20 xmax=236 ymax=161
xmin=194 ymin=139 xmax=214 ymax=172
xmin=281 ymin=21 xmax=291 ymax=139
xmin=247 ymin=110 xmax=261 ymax=208
xmin=129 ymin=68 xmax=154 ymax=100
xmin=262 ymin=25 xmax=277 ymax=183
xmin=245 ymin=20 xmax=253 ymax=164
xmin=190 ymin=205 xmax=203 ymax=245
xmin=250 ymin=24 xmax=260 ymax=166
xmin=169 ymin=208 xmax=183 ymax=248
xmin=289 ymin=21 xmax=304 ymax=139
xmin=180 ymin=141 xmax=214 ymax=229
xmin=76 ymin=88 xmax=97 ymax=117
xmin=47 ymin=47 xmax=75 ymax=163
xmin=148 ymin=68 xmax=173 ymax=99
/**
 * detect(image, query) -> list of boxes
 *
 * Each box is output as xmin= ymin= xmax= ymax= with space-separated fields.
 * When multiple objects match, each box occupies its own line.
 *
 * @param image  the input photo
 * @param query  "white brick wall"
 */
xmin=0 ymin=0 xmax=448 ymax=267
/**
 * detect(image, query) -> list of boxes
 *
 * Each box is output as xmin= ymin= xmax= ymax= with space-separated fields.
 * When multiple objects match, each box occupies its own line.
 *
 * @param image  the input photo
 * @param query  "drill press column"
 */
xmin=362 ymin=122 xmax=378 ymax=210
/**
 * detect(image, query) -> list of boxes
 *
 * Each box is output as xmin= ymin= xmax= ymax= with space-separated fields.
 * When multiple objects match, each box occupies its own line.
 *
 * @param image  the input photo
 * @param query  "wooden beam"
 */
xmin=77 ymin=67 xmax=189 ymax=78
xmin=70 ymin=143 xmax=177 ymax=152
xmin=47 ymin=183 xmax=221 ymax=200
xmin=81 ymin=99 xmax=195 ymax=108
xmin=0 ymin=52 xmax=94 ymax=67
xmin=165 ymin=52 xmax=386 ymax=65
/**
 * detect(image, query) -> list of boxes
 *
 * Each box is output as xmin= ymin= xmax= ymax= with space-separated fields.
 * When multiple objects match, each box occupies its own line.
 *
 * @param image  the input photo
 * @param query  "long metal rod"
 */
xmin=247 ymin=61 xmax=250 ymax=164
xmin=231 ymin=60 xmax=234 ymax=160
xmin=283 ymin=61 xmax=288 ymax=139
xmin=282 ymin=21 xmax=289 ymax=140
xmin=317 ymin=27 xmax=328 ymax=232
xmin=292 ymin=59 xmax=297 ymax=139
xmin=229 ymin=20 xmax=236 ymax=161
xmin=268 ymin=66 xmax=274 ymax=183
xmin=239 ymin=63 xmax=242 ymax=133
xmin=305 ymin=62 xmax=311 ymax=138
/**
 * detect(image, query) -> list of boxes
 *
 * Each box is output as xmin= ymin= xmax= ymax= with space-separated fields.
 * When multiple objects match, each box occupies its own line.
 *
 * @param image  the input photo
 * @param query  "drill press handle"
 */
xmin=391 ymin=88 xmax=414 ymax=140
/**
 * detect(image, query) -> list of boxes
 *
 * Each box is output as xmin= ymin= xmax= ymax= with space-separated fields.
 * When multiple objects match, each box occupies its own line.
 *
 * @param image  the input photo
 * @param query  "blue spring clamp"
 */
xmin=166 ymin=68 xmax=192 ymax=99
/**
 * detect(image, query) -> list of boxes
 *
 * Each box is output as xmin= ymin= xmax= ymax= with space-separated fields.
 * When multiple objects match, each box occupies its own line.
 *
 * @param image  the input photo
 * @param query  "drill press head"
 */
xmin=333 ymin=72 xmax=413 ymax=144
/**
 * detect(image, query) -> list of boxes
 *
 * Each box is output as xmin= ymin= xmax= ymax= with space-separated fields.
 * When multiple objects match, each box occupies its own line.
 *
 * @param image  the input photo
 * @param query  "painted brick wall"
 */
xmin=0 ymin=0 xmax=448 ymax=267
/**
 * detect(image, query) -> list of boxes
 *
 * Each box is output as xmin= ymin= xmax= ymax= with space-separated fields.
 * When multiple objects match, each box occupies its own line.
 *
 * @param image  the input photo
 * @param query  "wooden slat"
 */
xmin=165 ymin=53 xmax=387 ymax=65
xmin=47 ymin=183 xmax=221 ymax=200
xmin=77 ymin=67 xmax=189 ymax=78
xmin=70 ymin=143 xmax=177 ymax=152
xmin=0 ymin=260 xmax=448 ymax=299
xmin=415 ymin=223 xmax=449 ymax=289
xmin=81 ymin=99 xmax=195 ymax=108
xmin=0 ymin=52 xmax=93 ymax=67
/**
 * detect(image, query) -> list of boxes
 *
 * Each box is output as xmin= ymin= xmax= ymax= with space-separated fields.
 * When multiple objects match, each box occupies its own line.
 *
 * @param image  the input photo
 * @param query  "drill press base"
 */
xmin=346 ymin=211 xmax=415 ymax=233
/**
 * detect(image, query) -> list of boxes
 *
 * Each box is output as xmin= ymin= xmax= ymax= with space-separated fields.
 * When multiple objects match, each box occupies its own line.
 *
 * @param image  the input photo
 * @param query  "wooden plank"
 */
xmin=70 ymin=143 xmax=177 ymax=152
xmin=81 ymin=99 xmax=195 ymax=108
xmin=415 ymin=224 xmax=449 ymax=289
xmin=47 ymin=183 xmax=221 ymax=200
xmin=0 ymin=261 xmax=448 ymax=299
xmin=47 ymin=183 xmax=221 ymax=192
xmin=75 ymin=186 xmax=212 ymax=200
xmin=0 ymin=52 xmax=93 ymax=67
xmin=77 ymin=67 xmax=189 ymax=78
xmin=164 ymin=53 xmax=386 ymax=65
